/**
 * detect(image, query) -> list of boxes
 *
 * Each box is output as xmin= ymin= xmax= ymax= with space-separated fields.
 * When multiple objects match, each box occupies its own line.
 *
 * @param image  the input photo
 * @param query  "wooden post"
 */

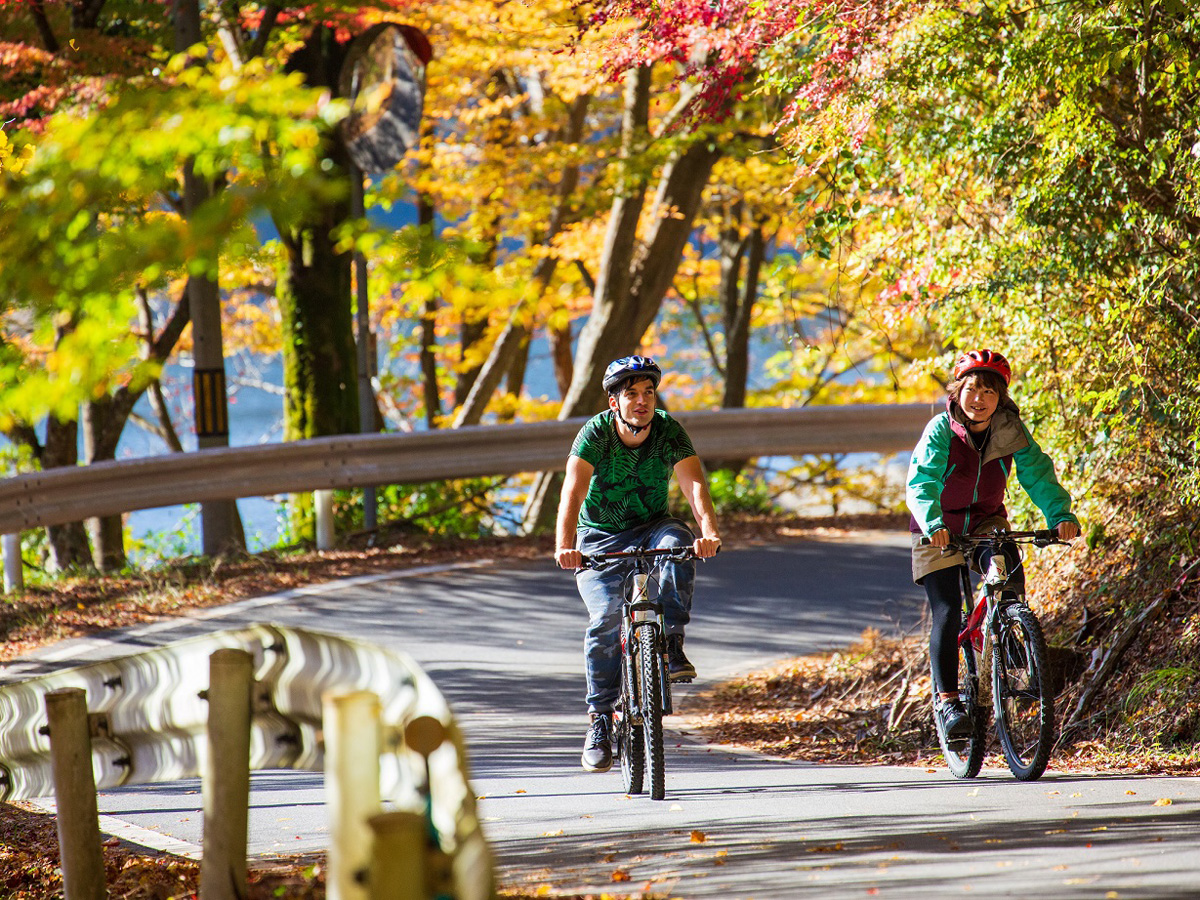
xmin=45 ymin=688 xmax=106 ymax=900
xmin=366 ymin=811 xmax=427 ymax=900
xmin=2 ymin=532 xmax=22 ymax=593
xmin=325 ymin=690 xmax=382 ymax=900
xmin=200 ymin=648 xmax=253 ymax=900
xmin=315 ymin=489 xmax=335 ymax=551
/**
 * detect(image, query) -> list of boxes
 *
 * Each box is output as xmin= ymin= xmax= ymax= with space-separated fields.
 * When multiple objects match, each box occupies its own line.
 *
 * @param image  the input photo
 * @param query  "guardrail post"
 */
xmin=315 ymin=489 xmax=336 ymax=551
xmin=45 ymin=688 xmax=106 ymax=900
xmin=3 ymin=533 xmax=22 ymax=593
xmin=366 ymin=811 xmax=427 ymax=900
xmin=325 ymin=690 xmax=382 ymax=900
xmin=200 ymin=648 xmax=253 ymax=900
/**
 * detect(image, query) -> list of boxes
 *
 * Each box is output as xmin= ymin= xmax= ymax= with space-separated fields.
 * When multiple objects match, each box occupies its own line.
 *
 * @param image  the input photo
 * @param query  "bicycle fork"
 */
xmin=625 ymin=571 xmax=673 ymax=718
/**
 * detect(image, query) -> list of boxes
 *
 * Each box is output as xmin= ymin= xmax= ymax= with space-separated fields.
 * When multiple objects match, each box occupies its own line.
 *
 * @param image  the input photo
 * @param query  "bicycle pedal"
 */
xmin=670 ymin=675 xmax=693 ymax=684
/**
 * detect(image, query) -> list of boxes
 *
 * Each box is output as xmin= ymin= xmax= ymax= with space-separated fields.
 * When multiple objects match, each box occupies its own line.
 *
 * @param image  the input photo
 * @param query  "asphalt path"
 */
xmin=8 ymin=532 xmax=1199 ymax=898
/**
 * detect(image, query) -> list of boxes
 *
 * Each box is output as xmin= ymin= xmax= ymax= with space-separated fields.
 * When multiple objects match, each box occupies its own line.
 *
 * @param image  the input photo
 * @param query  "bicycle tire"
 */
xmin=637 ymin=624 xmax=666 ymax=800
xmin=933 ymin=642 xmax=987 ymax=778
xmin=619 ymin=709 xmax=644 ymax=795
xmin=619 ymin=634 xmax=644 ymax=794
xmin=992 ymin=603 xmax=1054 ymax=781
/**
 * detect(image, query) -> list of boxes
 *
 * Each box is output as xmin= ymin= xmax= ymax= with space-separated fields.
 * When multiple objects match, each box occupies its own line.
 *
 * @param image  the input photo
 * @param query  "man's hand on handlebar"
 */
xmin=693 ymin=536 xmax=721 ymax=559
xmin=555 ymin=547 xmax=582 ymax=569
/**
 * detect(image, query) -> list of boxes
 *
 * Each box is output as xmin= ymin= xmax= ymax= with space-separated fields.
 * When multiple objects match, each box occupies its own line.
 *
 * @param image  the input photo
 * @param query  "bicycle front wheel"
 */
xmin=619 ymin=637 xmax=644 ymax=794
xmin=991 ymin=603 xmax=1054 ymax=781
xmin=636 ymin=624 xmax=666 ymax=800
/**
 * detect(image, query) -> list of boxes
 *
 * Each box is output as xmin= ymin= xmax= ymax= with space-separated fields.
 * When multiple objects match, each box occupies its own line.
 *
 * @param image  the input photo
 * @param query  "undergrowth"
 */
xmin=686 ymin=494 xmax=1200 ymax=773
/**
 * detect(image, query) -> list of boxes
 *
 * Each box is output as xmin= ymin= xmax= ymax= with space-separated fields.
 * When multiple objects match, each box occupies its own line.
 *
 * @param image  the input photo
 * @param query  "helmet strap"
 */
xmin=616 ymin=410 xmax=650 ymax=435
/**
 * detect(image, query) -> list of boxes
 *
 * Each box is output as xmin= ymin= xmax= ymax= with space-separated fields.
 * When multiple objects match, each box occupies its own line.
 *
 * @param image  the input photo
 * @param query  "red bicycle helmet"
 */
xmin=953 ymin=349 xmax=1012 ymax=385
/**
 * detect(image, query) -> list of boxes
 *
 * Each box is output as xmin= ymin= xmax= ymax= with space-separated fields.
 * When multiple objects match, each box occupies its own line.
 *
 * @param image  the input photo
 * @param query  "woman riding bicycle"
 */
xmin=554 ymin=355 xmax=721 ymax=773
xmin=906 ymin=349 xmax=1080 ymax=741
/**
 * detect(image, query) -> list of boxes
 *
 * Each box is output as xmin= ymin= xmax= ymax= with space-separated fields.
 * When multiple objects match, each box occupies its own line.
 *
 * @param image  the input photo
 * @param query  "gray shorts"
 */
xmin=911 ymin=515 xmax=1010 ymax=584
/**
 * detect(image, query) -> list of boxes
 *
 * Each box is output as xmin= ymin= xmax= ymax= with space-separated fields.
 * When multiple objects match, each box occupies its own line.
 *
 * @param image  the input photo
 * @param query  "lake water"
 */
xmin=5 ymin=318 xmax=899 ymax=565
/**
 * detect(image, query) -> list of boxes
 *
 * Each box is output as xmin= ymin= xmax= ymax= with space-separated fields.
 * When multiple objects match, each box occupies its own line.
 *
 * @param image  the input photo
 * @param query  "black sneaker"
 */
xmin=936 ymin=697 xmax=972 ymax=740
xmin=581 ymin=714 xmax=613 ymax=772
xmin=666 ymin=634 xmax=696 ymax=683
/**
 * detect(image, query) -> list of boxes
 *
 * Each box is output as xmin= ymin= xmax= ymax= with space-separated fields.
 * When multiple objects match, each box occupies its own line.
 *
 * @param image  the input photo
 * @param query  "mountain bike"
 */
xmin=577 ymin=546 xmax=699 ymax=800
xmin=935 ymin=529 xmax=1068 ymax=781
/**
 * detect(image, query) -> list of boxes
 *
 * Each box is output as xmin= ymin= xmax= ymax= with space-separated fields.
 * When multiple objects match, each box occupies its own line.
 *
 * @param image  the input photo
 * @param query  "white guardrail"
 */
xmin=0 ymin=403 xmax=936 ymax=536
xmin=0 ymin=624 xmax=493 ymax=900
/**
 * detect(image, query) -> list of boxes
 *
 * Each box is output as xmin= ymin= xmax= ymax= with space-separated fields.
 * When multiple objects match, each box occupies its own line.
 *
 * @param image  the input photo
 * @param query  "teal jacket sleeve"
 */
xmin=906 ymin=413 xmax=951 ymax=537
xmin=1013 ymin=423 xmax=1079 ymax=528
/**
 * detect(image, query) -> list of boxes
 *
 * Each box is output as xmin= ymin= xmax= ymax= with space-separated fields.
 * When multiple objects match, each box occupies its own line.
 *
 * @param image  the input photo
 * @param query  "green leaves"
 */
xmin=0 ymin=50 xmax=355 ymax=425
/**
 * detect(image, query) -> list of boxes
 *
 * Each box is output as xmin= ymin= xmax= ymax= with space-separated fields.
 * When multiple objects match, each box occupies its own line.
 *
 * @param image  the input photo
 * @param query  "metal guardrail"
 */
xmin=0 ymin=624 xmax=492 ymax=897
xmin=0 ymin=403 xmax=935 ymax=535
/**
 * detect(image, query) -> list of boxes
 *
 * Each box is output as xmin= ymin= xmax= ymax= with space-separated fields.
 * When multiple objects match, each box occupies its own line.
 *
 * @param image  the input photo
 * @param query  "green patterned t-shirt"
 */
xmin=570 ymin=409 xmax=697 ymax=533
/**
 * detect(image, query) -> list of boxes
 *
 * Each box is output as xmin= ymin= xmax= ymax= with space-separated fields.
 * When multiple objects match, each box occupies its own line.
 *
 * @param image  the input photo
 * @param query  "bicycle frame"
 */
xmin=952 ymin=528 xmax=1064 ymax=645
xmin=583 ymin=548 xmax=685 ymax=718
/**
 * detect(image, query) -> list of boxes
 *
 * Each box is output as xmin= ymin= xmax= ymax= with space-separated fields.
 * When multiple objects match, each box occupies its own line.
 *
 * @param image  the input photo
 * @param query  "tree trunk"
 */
xmin=176 ymin=0 xmax=245 ymax=557
xmin=504 ymin=331 xmax=531 ymax=404
xmin=451 ymin=315 xmax=531 ymax=427
xmin=707 ymin=212 xmax=766 ymax=473
xmin=523 ymin=67 xmax=722 ymax=531
xmin=43 ymin=416 xmax=93 ymax=572
xmin=79 ymin=290 xmax=194 ymax=571
xmin=455 ymin=316 xmax=490 ymax=407
xmin=549 ymin=321 xmax=574 ymax=398
xmin=417 ymin=196 xmax=441 ymax=427
xmin=81 ymin=397 xmax=127 ymax=572
xmin=556 ymin=79 xmax=721 ymax=421
xmin=278 ymin=221 xmax=359 ymax=441
xmin=722 ymin=219 xmax=764 ymax=410
xmin=278 ymin=27 xmax=359 ymax=442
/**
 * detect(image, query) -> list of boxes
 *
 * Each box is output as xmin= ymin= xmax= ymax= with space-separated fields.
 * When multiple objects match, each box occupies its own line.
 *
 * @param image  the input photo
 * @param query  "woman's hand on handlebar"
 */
xmin=693 ymin=536 xmax=722 ymax=559
xmin=1055 ymin=520 xmax=1080 ymax=541
xmin=555 ymin=547 xmax=582 ymax=569
xmin=928 ymin=528 xmax=951 ymax=549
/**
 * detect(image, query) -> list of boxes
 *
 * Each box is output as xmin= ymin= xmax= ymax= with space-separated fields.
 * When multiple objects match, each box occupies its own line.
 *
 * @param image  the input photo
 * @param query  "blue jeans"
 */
xmin=575 ymin=517 xmax=696 ymax=715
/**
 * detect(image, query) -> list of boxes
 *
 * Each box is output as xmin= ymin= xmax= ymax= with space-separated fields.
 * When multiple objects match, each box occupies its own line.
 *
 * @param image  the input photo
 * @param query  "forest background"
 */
xmin=1 ymin=0 xmax=1199 ymax=781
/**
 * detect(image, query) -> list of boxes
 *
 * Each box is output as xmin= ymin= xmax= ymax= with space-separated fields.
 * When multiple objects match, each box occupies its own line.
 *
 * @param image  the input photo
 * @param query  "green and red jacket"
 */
xmin=906 ymin=398 xmax=1078 ymax=538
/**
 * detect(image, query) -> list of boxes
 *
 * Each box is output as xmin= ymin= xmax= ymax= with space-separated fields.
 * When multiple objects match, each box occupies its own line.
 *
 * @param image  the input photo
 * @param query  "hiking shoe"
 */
xmin=581 ymin=714 xmax=613 ymax=772
xmin=666 ymin=634 xmax=696 ymax=683
xmin=936 ymin=697 xmax=972 ymax=740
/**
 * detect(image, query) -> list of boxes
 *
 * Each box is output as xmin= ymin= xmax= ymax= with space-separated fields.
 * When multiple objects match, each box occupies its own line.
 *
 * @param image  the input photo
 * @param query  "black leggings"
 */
xmin=924 ymin=543 xmax=1025 ymax=694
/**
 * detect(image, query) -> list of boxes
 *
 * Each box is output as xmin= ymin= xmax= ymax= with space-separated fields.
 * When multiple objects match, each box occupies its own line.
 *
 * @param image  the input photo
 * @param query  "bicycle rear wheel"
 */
xmin=636 ymin=624 xmax=666 ymax=800
xmin=991 ymin=603 xmax=1054 ymax=780
xmin=934 ymin=642 xmax=987 ymax=778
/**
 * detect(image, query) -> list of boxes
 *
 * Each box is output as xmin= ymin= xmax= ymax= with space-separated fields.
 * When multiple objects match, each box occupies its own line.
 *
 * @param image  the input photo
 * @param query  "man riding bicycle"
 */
xmin=554 ymin=355 xmax=722 ymax=773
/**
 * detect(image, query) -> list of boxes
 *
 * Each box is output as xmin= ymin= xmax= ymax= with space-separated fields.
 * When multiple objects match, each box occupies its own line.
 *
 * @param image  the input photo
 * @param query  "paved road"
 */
xmin=8 ymin=533 xmax=1199 ymax=897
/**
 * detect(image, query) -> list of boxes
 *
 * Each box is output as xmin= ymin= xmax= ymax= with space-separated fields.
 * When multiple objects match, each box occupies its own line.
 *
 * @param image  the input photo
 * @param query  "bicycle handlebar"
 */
xmin=944 ymin=528 xmax=1068 ymax=552
xmin=577 ymin=546 xmax=702 ymax=570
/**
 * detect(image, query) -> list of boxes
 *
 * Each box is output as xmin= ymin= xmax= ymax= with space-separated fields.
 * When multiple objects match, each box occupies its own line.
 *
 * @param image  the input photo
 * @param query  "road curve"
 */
xmin=6 ymin=533 xmax=1197 ymax=898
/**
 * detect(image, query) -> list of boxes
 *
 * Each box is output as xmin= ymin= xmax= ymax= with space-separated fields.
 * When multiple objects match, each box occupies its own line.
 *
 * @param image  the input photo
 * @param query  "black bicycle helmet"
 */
xmin=602 ymin=355 xmax=662 ymax=393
